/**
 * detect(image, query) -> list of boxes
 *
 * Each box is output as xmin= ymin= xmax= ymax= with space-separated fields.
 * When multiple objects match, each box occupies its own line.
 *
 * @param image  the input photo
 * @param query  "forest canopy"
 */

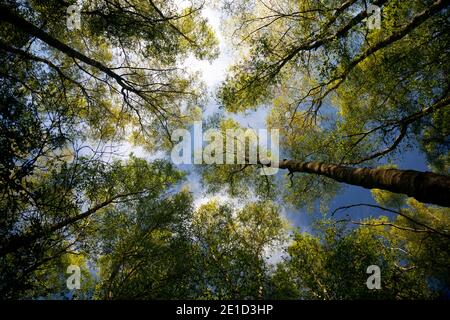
xmin=0 ymin=0 xmax=449 ymax=300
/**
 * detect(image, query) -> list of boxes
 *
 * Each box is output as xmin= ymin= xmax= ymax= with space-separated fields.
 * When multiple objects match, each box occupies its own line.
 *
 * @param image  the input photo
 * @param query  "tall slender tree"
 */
xmin=205 ymin=0 xmax=450 ymax=208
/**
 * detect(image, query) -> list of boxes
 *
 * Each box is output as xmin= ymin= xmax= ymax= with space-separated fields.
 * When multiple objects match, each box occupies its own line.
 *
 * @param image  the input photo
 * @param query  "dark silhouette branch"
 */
xmin=0 ymin=190 xmax=148 ymax=257
xmin=332 ymin=203 xmax=450 ymax=238
xmin=346 ymin=93 xmax=449 ymax=165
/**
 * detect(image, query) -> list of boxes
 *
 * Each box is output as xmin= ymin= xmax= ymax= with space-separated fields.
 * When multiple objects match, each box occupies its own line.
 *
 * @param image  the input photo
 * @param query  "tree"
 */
xmin=1 ymin=0 xmax=449 ymax=301
xmin=189 ymin=200 xmax=287 ymax=299
xmin=0 ymin=0 xmax=218 ymax=147
xmin=0 ymin=155 xmax=187 ymax=298
xmin=93 ymin=186 xmax=195 ymax=299
xmin=71 ymin=198 xmax=287 ymax=300
xmin=0 ymin=0 xmax=218 ymax=299
xmin=197 ymin=117 xmax=450 ymax=210
xmin=269 ymin=200 xmax=450 ymax=299
xmin=213 ymin=0 xmax=450 ymax=207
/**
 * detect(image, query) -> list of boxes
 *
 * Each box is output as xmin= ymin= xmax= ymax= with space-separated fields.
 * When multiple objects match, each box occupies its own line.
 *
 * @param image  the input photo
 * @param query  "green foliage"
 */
xmin=1 ymin=0 xmax=449 ymax=301
xmin=0 ymin=0 xmax=217 ymax=299
xmin=196 ymin=117 xmax=279 ymax=200
xmin=269 ymin=213 xmax=448 ymax=299
xmin=219 ymin=0 xmax=449 ymax=181
xmin=419 ymin=106 xmax=450 ymax=173
xmin=93 ymin=189 xmax=195 ymax=299
xmin=189 ymin=200 xmax=287 ymax=299
xmin=89 ymin=199 xmax=288 ymax=299
xmin=372 ymin=189 xmax=406 ymax=209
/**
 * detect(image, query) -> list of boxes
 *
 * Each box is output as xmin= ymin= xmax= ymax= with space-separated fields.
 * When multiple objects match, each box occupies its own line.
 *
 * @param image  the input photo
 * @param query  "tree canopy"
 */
xmin=0 ymin=0 xmax=449 ymax=300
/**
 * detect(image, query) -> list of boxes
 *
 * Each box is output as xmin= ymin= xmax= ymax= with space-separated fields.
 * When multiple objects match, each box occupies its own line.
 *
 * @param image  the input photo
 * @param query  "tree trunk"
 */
xmin=277 ymin=160 xmax=450 ymax=207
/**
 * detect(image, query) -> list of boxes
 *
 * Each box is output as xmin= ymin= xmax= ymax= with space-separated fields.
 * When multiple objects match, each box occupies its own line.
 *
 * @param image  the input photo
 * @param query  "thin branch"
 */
xmin=332 ymin=203 xmax=450 ymax=238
